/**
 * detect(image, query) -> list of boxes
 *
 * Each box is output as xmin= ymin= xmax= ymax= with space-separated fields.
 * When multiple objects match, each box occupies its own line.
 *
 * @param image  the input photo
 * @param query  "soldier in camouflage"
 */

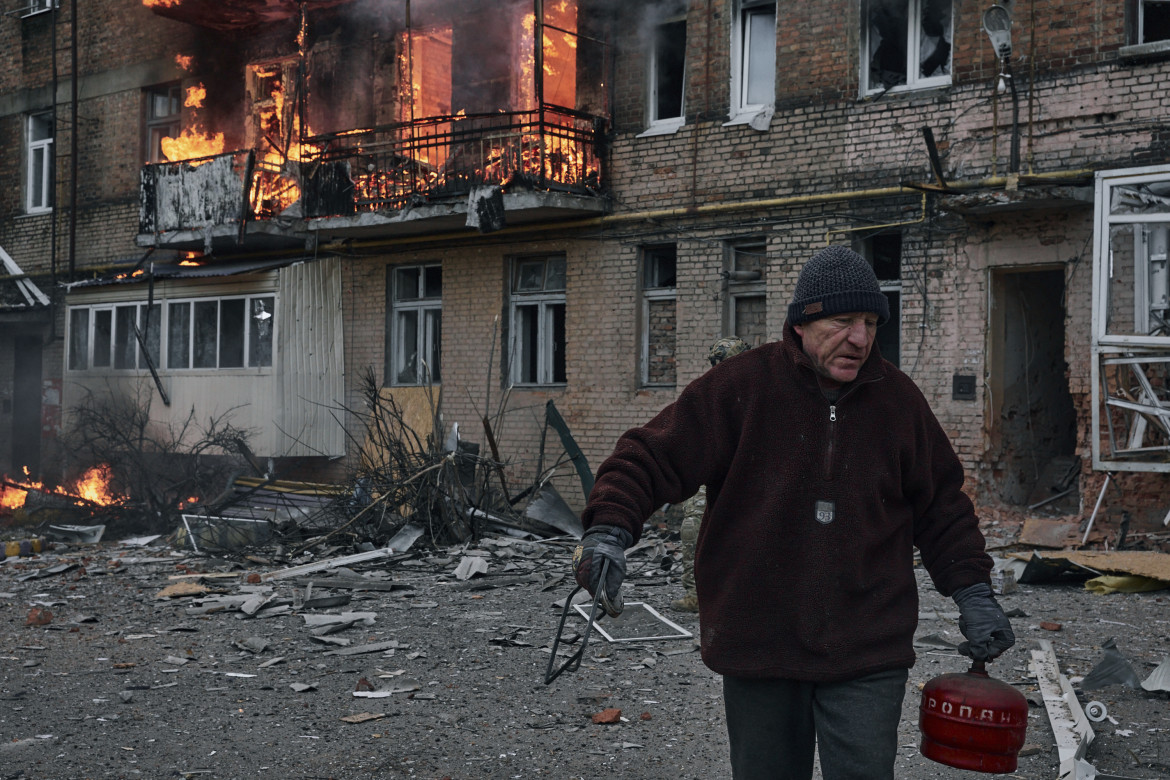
xmin=671 ymin=336 xmax=751 ymax=613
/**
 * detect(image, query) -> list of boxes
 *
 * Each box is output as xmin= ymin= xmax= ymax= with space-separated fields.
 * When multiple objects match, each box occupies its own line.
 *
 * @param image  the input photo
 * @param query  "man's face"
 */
xmin=792 ymin=311 xmax=879 ymax=387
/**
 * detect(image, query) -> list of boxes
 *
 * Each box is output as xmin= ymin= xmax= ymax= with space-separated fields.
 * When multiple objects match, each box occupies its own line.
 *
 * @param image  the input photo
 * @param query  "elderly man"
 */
xmin=572 ymin=245 xmax=1014 ymax=779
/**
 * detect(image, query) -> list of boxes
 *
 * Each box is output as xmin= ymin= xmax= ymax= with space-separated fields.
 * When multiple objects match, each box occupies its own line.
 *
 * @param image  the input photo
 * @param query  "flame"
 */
xmin=184 ymin=84 xmax=206 ymax=108
xmin=247 ymin=63 xmax=317 ymax=215
xmin=160 ymin=127 xmax=225 ymax=164
xmin=0 ymin=464 xmax=126 ymax=511
xmin=174 ymin=54 xmax=192 ymax=71
xmin=142 ymin=0 xmax=180 ymax=6
xmin=73 ymin=465 xmax=125 ymax=505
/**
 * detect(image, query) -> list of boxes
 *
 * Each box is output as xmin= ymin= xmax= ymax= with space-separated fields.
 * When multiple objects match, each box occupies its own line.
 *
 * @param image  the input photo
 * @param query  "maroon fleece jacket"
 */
xmin=581 ymin=322 xmax=992 ymax=682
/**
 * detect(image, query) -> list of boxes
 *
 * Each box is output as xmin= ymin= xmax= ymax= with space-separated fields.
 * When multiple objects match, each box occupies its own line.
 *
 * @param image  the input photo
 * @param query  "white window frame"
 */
xmin=18 ymin=0 xmax=56 ymax=18
xmin=166 ymin=294 xmax=276 ymax=371
xmin=1139 ymin=0 xmax=1170 ymax=44
xmin=509 ymin=255 xmax=567 ymax=386
xmin=641 ymin=245 xmax=678 ymax=387
xmin=642 ymin=14 xmax=688 ymax=136
xmin=728 ymin=0 xmax=776 ymax=125
xmin=66 ymin=302 xmax=162 ymax=373
xmin=861 ymin=0 xmax=952 ymax=97
xmin=26 ymin=112 xmax=54 ymax=214
xmin=389 ymin=263 xmax=442 ymax=386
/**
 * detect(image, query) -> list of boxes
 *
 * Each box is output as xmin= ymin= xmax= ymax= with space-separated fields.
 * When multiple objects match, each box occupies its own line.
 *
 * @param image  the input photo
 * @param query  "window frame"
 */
xmin=387 ymin=263 xmax=443 ymax=386
xmin=645 ymin=14 xmax=688 ymax=135
xmin=861 ymin=0 xmax=953 ymax=97
xmin=165 ymin=294 xmax=275 ymax=371
xmin=19 ymin=0 xmax=56 ymax=18
xmin=144 ymin=83 xmax=183 ymax=164
xmin=640 ymin=244 xmax=678 ymax=387
xmin=723 ymin=239 xmax=767 ymax=346
xmin=729 ymin=0 xmax=776 ymax=123
xmin=67 ymin=302 xmax=162 ymax=373
xmin=508 ymin=255 xmax=567 ymax=387
xmin=25 ymin=111 xmax=54 ymax=214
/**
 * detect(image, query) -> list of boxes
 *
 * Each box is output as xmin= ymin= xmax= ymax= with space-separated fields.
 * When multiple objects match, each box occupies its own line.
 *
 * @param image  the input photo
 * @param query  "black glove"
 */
xmin=572 ymin=525 xmax=633 ymax=617
xmin=952 ymin=583 xmax=1016 ymax=662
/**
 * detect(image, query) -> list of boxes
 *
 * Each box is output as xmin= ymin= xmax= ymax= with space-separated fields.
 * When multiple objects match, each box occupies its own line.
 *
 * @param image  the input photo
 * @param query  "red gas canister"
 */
xmin=919 ymin=661 xmax=1029 ymax=773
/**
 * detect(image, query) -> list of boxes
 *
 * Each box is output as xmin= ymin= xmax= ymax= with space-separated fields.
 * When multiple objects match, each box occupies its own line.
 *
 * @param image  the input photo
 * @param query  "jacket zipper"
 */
xmin=823 ymin=404 xmax=837 ymax=481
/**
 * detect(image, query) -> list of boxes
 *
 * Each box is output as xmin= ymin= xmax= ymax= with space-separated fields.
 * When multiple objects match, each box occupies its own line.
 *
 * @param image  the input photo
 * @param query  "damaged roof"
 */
xmin=63 ymin=257 xmax=307 ymax=291
xmin=0 ymin=245 xmax=50 ymax=313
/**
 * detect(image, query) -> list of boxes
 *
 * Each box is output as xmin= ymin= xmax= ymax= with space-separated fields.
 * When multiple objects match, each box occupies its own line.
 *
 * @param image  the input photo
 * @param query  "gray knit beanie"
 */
xmin=787 ymin=246 xmax=890 ymax=326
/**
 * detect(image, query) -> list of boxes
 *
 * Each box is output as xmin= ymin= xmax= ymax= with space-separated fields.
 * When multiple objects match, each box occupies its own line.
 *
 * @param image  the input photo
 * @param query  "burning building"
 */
xmin=3 ymin=0 xmax=1170 ymax=537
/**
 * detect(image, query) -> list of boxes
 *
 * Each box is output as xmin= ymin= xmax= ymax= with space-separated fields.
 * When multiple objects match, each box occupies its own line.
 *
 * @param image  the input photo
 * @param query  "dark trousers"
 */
xmin=723 ymin=668 xmax=909 ymax=780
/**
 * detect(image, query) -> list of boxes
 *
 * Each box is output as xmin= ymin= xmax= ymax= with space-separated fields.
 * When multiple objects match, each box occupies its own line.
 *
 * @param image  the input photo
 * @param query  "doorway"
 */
xmin=13 ymin=335 xmax=43 ymax=479
xmin=986 ymin=268 xmax=1077 ymax=507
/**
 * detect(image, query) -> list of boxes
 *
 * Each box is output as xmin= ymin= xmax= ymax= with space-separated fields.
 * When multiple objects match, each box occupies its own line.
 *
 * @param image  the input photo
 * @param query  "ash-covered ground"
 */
xmin=2 ymin=517 xmax=1168 ymax=780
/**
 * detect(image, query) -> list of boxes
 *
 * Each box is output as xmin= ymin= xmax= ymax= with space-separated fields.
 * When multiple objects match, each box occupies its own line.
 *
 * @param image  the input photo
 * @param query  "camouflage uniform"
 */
xmin=672 ymin=337 xmax=750 ymax=613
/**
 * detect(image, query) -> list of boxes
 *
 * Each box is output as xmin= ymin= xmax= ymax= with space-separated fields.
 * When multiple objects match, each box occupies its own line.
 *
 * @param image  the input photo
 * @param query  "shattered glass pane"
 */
xmin=1109 ymin=181 xmax=1170 ymax=216
xmin=248 ymin=296 xmax=274 ymax=368
xmin=868 ymin=1 xmax=908 ymax=90
xmin=919 ymin=0 xmax=951 ymax=78
xmin=1105 ymin=223 xmax=1170 ymax=338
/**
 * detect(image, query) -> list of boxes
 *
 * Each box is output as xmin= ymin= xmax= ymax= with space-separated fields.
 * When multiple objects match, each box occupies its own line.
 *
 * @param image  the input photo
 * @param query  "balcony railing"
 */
xmin=301 ymin=107 xmax=605 ymax=218
xmin=139 ymin=107 xmax=606 ymax=238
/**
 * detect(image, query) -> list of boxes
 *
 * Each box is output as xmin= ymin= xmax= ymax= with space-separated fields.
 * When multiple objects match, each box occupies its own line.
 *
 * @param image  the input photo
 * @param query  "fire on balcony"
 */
xmin=138 ymin=0 xmax=610 ymax=240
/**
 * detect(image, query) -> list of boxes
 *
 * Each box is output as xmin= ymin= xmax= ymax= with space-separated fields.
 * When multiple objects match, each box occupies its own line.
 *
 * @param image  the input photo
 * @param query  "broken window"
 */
xmin=725 ymin=240 xmax=767 ymax=347
xmin=144 ymin=84 xmax=182 ymax=164
xmin=388 ymin=264 xmax=442 ymax=386
xmin=1139 ymin=0 xmax=1170 ymax=44
xmin=26 ymin=111 xmax=53 ymax=213
xmin=167 ymin=295 xmax=275 ymax=370
xmin=641 ymin=245 xmax=678 ymax=386
xmin=1091 ymin=167 xmax=1170 ymax=470
xmin=732 ymin=0 xmax=776 ymax=119
xmin=649 ymin=14 xmax=687 ymax=129
xmin=863 ymin=0 xmax=952 ymax=94
xmin=66 ymin=303 xmax=160 ymax=372
xmin=510 ymin=255 xmax=566 ymax=386
xmin=861 ymin=232 xmax=902 ymax=368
